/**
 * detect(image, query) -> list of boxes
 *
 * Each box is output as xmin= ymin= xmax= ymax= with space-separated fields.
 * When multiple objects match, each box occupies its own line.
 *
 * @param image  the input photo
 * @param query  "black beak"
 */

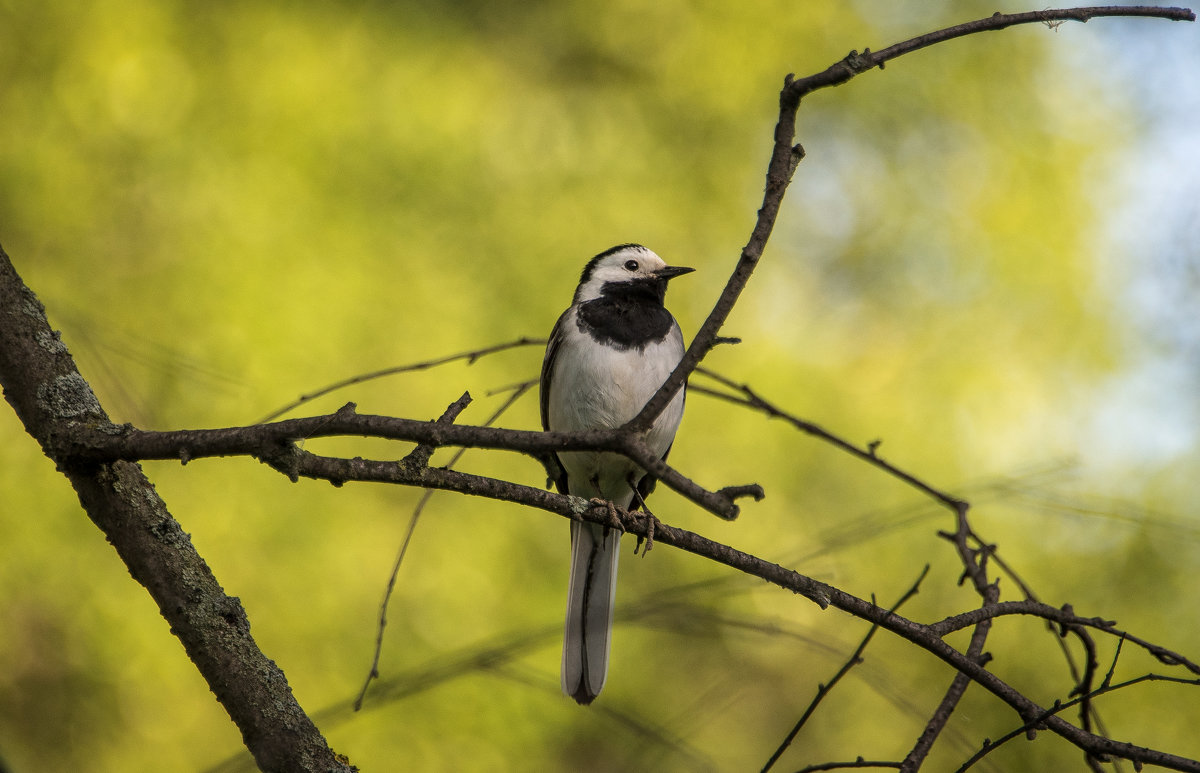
xmin=654 ymin=265 xmax=695 ymax=281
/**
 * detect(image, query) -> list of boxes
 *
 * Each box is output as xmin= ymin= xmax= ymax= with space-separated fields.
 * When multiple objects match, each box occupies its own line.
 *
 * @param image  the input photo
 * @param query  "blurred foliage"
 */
xmin=1 ymin=1 xmax=1198 ymax=771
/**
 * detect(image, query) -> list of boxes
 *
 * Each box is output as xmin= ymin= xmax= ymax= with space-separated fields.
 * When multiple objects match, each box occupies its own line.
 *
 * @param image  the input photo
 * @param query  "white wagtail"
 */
xmin=540 ymin=243 xmax=693 ymax=704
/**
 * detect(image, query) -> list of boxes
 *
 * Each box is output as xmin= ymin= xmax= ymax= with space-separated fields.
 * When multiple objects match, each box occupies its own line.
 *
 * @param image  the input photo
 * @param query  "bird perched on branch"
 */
xmin=540 ymin=243 xmax=693 ymax=704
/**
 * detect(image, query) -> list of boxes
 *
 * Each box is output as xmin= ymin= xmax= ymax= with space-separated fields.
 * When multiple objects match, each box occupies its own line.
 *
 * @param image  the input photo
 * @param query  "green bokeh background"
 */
xmin=1 ymin=2 xmax=1198 ymax=770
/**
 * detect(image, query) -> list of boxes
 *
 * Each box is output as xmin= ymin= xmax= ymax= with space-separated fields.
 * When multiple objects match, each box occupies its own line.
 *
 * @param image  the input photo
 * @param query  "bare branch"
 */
xmin=785 ymin=6 xmax=1196 ymax=100
xmin=256 ymin=338 xmax=544 ymax=423
xmin=60 ymin=403 xmax=757 ymax=519
xmin=954 ymin=671 xmax=1200 ymax=773
xmin=763 ymin=567 xmax=930 ymax=772
xmin=930 ymin=601 xmax=1200 ymax=674
xmin=795 ymin=761 xmax=902 ymax=773
xmin=693 ymin=369 xmax=968 ymax=513
xmin=625 ymin=5 xmax=1194 ymax=441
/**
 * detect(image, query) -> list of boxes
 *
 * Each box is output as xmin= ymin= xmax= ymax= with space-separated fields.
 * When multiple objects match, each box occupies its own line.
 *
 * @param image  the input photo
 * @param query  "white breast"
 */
xmin=547 ymin=309 xmax=686 ymax=503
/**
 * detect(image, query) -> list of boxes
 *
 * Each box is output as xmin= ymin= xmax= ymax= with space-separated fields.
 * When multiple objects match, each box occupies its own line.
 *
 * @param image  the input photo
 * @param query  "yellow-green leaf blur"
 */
xmin=1 ymin=2 xmax=1197 ymax=771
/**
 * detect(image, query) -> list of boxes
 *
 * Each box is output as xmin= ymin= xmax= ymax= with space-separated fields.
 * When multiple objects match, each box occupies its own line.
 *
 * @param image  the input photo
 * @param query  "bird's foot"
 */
xmin=588 ymin=497 xmax=625 ymax=534
xmin=634 ymin=510 xmax=660 ymax=556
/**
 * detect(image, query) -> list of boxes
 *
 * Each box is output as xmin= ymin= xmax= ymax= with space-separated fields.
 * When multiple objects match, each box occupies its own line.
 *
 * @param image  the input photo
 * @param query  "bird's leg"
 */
xmin=588 ymin=475 xmax=625 ymax=534
xmin=626 ymin=474 xmax=660 ymax=556
xmin=634 ymin=515 xmax=657 ymax=556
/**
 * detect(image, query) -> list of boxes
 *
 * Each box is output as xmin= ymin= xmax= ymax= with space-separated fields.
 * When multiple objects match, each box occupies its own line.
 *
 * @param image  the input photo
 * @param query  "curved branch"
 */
xmin=786 ymin=6 xmax=1195 ymax=100
xmin=931 ymin=601 xmax=1200 ymax=674
xmin=626 ymin=6 xmax=1194 ymax=438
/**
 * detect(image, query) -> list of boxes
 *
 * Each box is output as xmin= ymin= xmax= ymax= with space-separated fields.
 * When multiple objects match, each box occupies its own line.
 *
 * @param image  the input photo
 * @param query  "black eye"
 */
xmin=624 ymin=259 xmax=639 ymax=271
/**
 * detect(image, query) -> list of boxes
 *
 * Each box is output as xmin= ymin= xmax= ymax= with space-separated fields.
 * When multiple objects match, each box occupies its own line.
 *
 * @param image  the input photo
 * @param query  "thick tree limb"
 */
xmin=0 ymin=248 xmax=354 ymax=773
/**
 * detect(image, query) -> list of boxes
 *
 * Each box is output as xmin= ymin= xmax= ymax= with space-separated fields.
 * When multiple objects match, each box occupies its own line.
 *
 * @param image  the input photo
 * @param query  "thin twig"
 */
xmin=256 ymin=337 xmax=544 ymax=423
xmin=900 ymin=598 xmax=996 ymax=772
xmin=953 ymin=669 xmax=1200 ymax=773
xmin=795 ymin=761 xmax=903 ymax=773
xmin=692 ymin=370 xmax=967 ymax=511
xmin=398 ymin=391 xmax=473 ymax=469
xmin=353 ymin=384 xmax=534 ymax=710
xmin=785 ymin=6 xmax=1196 ymax=101
xmin=763 ymin=566 xmax=930 ymax=772
xmin=929 ymin=601 xmax=1200 ymax=674
xmin=968 ymin=521 xmax=1116 ymax=746
xmin=900 ymin=501 xmax=996 ymax=770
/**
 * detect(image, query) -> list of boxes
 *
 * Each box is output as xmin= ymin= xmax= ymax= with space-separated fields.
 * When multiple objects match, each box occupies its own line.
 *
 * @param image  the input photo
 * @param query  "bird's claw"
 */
xmin=589 ymin=497 xmax=625 ymax=534
xmin=634 ymin=511 xmax=659 ymax=556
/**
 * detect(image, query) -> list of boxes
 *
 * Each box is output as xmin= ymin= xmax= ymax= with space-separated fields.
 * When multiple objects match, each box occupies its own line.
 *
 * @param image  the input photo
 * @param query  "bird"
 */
xmin=540 ymin=243 xmax=693 ymax=704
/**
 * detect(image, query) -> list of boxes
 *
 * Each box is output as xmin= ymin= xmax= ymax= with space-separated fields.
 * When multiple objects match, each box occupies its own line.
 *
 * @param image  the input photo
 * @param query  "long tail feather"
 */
xmin=561 ymin=520 xmax=621 ymax=704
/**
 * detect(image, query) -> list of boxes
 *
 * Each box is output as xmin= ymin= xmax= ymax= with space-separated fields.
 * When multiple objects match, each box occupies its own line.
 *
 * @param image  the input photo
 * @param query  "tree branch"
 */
xmin=954 ymin=671 xmax=1200 ymax=773
xmin=626 ymin=3 xmax=1195 ymax=435
xmin=930 ymin=600 xmax=1200 ymax=674
xmin=0 ymin=247 xmax=354 ymax=773
xmin=57 ymin=402 xmax=761 ymax=520
xmin=786 ymin=6 xmax=1196 ymax=100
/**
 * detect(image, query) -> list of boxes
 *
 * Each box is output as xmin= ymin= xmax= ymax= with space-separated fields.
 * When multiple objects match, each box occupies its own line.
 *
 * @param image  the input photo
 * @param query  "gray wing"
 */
xmin=540 ymin=309 xmax=572 ymax=494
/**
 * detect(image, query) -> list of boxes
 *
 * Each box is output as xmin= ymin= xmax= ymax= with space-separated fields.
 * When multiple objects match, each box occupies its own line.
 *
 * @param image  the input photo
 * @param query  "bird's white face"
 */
xmin=574 ymin=246 xmax=669 ymax=303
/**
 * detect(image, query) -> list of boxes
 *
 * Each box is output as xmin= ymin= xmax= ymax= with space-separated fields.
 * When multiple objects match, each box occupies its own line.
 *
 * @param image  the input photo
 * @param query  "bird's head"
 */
xmin=573 ymin=244 xmax=694 ymax=304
